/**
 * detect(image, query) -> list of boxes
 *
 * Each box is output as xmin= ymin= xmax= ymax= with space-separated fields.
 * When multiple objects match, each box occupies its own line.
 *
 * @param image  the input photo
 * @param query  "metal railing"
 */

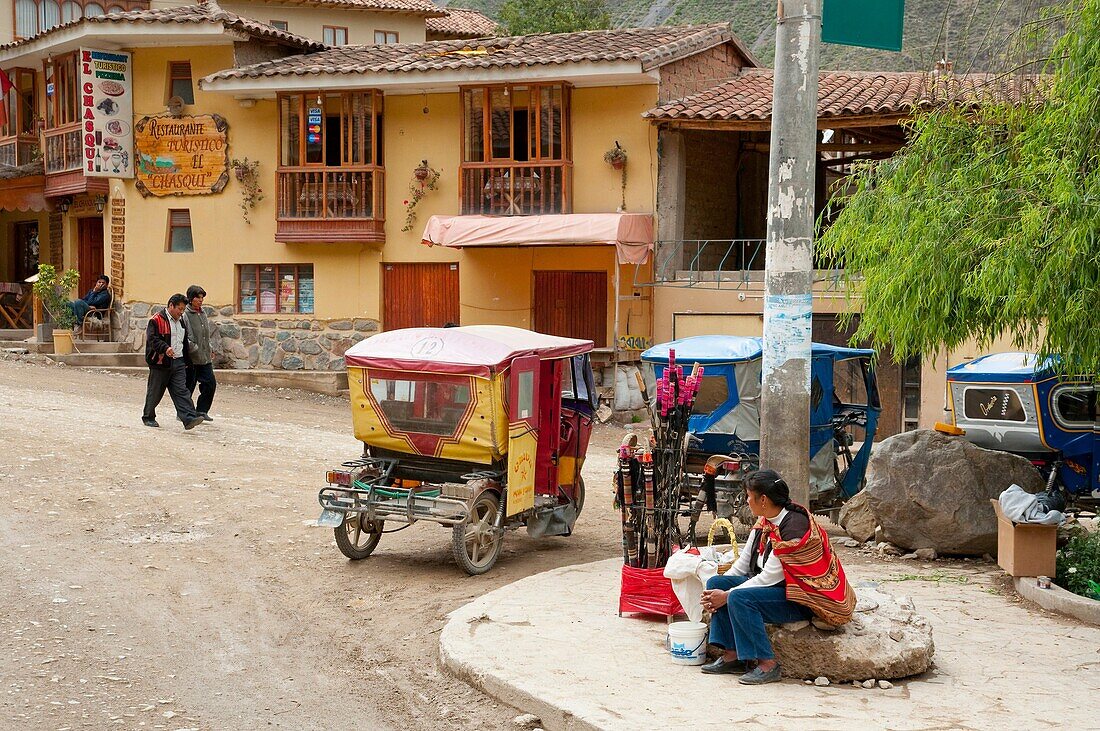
xmin=460 ymin=161 xmax=571 ymax=216
xmin=653 ymin=239 xmax=853 ymax=290
xmin=277 ymin=166 xmax=383 ymax=220
xmin=43 ymin=124 xmax=82 ymax=174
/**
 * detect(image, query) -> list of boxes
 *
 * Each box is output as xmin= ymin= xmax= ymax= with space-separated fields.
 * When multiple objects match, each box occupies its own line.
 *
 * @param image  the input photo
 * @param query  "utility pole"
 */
xmin=760 ymin=0 xmax=821 ymax=506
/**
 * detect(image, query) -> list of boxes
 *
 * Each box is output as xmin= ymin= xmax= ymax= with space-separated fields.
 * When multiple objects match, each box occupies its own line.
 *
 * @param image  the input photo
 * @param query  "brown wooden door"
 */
xmin=533 ymin=270 xmax=607 ymax=347
xmin=382 ymin=262 xmax=459 ymax=330
xmin=77 ymin=218 xmax=104 ymax=296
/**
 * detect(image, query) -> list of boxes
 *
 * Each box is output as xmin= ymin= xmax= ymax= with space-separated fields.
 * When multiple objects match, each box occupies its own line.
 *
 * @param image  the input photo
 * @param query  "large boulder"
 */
xmin=864 ymin=429 xmax=1045 ymax=555
xmin=767 ymin=587 xmax=934 ymax=681
xmin=839 ymin=489 xmax=876 ymax=542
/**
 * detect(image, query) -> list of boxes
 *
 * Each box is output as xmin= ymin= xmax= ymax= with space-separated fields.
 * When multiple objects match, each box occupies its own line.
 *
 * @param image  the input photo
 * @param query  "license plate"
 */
xmin=317 ymin=509 xmax=345 ymax=528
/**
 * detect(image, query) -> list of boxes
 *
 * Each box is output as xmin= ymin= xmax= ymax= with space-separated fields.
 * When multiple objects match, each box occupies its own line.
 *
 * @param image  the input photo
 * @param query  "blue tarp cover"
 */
xmin=946 ymin=352 xmax=1058 ymax=384
xmin=641 ymin=335 xmax=874 ymax=365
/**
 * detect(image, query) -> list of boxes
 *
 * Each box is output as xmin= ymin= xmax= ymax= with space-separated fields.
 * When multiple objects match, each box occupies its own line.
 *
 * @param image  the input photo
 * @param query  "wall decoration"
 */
xmin=230 ymin=157 xmax=264 ymax=224
xmin=134 ymin=114 xmax=230 ymax=198
xmin=79 ymin=48 xmax=134 ymax=178
xmin=402 ymin=160 xmax=440 ymax=232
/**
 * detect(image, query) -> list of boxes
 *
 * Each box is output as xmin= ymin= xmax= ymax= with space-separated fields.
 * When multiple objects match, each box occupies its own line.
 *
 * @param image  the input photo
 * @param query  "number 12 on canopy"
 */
xmin=821 ymin=0 xmax=905 ymax=52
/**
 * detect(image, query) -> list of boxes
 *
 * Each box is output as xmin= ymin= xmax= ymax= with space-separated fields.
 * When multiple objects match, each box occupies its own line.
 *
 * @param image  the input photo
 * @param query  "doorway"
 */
xmin=532 ymin=270 xmax=607 ymax=346
xmin=77 ymin=217 xmax=104 ymax=296
xmin=382 ymin=262 xmax=459 ymax=330
xmin=12 ymin=220 xmax=39 ymax=282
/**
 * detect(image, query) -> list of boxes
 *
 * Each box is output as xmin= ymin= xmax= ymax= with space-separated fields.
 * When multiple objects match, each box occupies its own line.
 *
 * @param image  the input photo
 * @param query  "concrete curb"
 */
xmin=1014 ymin=576 xmax=1100 ymax=626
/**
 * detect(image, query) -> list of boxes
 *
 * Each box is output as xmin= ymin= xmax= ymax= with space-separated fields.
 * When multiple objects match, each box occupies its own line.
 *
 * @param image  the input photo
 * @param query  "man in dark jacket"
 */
xmin=183 ymin=284 xmax=217 ymax=421
xmin=68 ymin=274 xmax=112 ymax=329
xmin=143 ymin=293 xmax=204 ymax=430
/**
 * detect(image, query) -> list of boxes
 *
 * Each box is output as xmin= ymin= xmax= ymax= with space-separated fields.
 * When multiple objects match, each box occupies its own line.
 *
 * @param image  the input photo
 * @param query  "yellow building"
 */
xmin=0 ymin=10 xmax=755 ymax=379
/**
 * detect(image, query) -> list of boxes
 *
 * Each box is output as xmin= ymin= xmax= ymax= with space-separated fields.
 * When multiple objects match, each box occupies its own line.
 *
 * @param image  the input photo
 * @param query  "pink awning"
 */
xmin=421 ymin=213 xmax=654 ymax=264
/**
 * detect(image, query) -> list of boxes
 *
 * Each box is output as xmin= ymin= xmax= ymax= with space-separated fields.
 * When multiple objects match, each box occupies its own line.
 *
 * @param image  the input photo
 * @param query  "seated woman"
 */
xmin=700 ymin=469 xmax=853 ymax=685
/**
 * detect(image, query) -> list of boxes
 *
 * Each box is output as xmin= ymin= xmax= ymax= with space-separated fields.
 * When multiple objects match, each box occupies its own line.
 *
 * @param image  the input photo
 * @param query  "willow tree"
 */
xmin=819 ymin=0 xmax=1100 ymax=373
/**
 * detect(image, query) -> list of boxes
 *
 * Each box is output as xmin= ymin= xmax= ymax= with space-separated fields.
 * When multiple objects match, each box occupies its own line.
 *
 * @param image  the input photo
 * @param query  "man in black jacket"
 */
xmin=142 ymin=293 xmax=204 ymax=430
xmin=68 ymin=274 xmax=112 ymax=330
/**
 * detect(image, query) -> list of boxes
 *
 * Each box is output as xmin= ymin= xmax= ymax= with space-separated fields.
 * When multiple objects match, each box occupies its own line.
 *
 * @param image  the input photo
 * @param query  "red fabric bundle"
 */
xmin=619 ymin=564 xmax=683 ymax=617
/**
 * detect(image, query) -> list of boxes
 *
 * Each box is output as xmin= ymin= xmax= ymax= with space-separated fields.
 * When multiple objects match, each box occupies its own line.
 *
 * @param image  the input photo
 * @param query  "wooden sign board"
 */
xmin=134 ymin=114 xmax=230 ymax=197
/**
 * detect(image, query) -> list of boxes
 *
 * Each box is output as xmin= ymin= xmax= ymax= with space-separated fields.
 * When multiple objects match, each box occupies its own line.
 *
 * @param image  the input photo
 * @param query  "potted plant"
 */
xmin=403 ymin=160 xmax=441 ymax=232
xmin=413 ymin=159 xmax=432 ymax=181
xmin=31 ymin=263 xmax=79 ymax=355
xmin=604 ymin=142 xmax=627 ymax=170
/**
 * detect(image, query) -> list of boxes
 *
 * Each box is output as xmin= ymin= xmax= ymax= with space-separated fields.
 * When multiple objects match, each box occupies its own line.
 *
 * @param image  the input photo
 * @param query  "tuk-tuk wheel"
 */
xmin=574 ymin=477 xmax=586 ymax=518
xmin=334 ymin=514 xmax=383 ymax=560
xmin=453 ymin=491 xmax=503 ymax=575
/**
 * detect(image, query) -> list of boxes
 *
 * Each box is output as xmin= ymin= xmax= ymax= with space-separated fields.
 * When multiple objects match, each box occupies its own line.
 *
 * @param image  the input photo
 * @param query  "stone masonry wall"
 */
xmin=658 ymin=43 xmax=745 ymax=104
xmin=119 ymin=301 xmax=379 ymax=371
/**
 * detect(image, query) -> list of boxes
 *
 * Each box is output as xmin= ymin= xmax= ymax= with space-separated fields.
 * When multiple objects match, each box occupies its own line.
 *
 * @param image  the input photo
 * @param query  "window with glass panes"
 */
xmin=323 ymin=26 xmax=348 ymax=45
xmin=16 ymin=0 xmax=145 ymax=39
xmin=237 ymin=264 xmax=314 ymax=314
xmin=43 ymin=53 xmax=80 ymax=129
xmin=461 ymin=83 xmax=570 ymax=163
xmin=0 ymin=69 xmax=37 ymax=138
xmin=166 ymin=210 xmax=193 ymax=253
xmin=374 ymin=30 xmax=399 ymax=44
xmin=270 ymin=19 xmax=288 ymax=30
xmin=279 ymin=91 xmax=383 ymax=168
xmin=167 ymin=61 xmax=194 ymax=105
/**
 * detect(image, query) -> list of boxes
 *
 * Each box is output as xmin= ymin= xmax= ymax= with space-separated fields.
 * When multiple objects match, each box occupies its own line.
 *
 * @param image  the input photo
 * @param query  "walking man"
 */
xmin=142 ymin=293 xmax=204 ymax=430
xmin=183 ymin=284 xmax=217 ymax=421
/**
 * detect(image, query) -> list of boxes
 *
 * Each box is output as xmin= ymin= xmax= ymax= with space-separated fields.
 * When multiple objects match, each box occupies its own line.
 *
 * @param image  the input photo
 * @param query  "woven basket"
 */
xmin=708 ymin=518 xmax=740 ymax=575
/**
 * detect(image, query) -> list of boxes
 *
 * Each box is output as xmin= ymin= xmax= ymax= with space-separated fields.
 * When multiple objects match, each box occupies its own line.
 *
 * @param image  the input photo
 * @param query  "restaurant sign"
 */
xmin=134 ymin=114 xmax=230 ymax=197
xmin=79 ymin=48 xmax=134 ymax=179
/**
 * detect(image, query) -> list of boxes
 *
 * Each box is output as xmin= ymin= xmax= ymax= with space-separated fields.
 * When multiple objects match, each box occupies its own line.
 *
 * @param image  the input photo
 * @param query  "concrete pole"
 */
xmin=760 ymin=0 xmax=821 ymax=506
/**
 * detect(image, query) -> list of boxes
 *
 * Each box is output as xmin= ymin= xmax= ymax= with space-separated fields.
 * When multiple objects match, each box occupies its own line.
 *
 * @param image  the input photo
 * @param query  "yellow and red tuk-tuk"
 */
xmin=317 ymin=325 xmax=597 ymax=574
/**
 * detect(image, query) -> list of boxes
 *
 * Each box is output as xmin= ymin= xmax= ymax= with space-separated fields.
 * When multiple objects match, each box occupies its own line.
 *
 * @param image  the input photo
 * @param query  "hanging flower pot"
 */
xmin=610 ymin=158 xmax=625 ymax=170
xmin=414 ymin=159 xmax=431 ymax=181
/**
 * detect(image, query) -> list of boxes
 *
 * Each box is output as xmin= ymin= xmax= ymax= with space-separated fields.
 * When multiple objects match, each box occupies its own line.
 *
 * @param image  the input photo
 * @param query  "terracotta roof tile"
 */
xmin=0 ymin=3 xmax=324 ymax=52
xmin=644 ymin=69 xmax=1044 ymax=122
xmin=205 ymin=23 xmax=736 ymax=81
xmin=268 ymin=0 xmax=447 ymax=16
xmin=425 ymin=7 xmax=499 ymax=39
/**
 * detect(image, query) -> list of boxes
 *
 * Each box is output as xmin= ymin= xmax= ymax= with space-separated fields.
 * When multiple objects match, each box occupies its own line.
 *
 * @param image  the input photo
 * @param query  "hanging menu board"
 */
xmin=79 ymin=48 xmax=134 ymax=179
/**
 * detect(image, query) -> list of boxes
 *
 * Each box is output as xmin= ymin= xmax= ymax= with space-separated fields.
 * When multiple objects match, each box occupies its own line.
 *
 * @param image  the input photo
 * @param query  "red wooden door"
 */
xmin=533 ymin=270 xmax=607 ymax=347
xmin=382 ymin=262 xmax=459 ymax=330
xmin=77 ymin=218 xmax=104 ymax=296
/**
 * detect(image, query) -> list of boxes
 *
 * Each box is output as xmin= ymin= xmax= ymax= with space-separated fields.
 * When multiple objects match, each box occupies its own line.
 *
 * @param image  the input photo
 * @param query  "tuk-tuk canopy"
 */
xmin=641 ymin=335 xmax=874 ymax=365
xmin=345 ymin=325 xmax=593 ymax=378
xmin=947 ymin=352 xmax=1059 ymax=384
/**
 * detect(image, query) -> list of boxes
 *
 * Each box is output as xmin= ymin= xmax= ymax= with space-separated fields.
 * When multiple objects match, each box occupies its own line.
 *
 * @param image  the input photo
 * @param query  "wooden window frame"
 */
xmin=374 ymin=29 xmax=399 ymax=44
xmin=42 ymin=51 xmax=81 ymax=129
xmin=460 ymin=82 xmax=572 ymax=164
xmin=269 ymin=19 xmax=288 ymax=30
xmin=165 ymin=209 xmax=193 ymax=253
xmin=277 ymin=90 xmax=384 ymax=169
xmin=323 ymin=25 xmax=349 ymax=46
xmin=236 ymin=263 xmax=314 ymax=315
xmin=166 ymin=60 xmax=194 ymax=105
xmin=0 ymin=68 xmax=37 ymax=139
xmin=13 ymin=0 xmax=148 ymax=40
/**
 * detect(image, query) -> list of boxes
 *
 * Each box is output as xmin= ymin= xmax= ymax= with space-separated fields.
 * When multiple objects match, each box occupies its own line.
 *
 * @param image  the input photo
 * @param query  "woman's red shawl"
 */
xmin=756 ymin=503 xmax=856 ymax=626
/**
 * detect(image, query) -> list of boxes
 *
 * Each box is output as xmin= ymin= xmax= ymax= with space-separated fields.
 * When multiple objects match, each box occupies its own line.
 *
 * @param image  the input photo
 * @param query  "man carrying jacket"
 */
xmin=183 ymin=284 xmax=217 ymax=421
xmin=143 ymin=293 xmax=204 ymax=430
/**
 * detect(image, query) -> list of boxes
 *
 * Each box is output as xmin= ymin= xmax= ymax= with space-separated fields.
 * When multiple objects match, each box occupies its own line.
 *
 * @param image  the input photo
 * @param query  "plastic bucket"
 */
xmin=666 ymin=621 xmax=708 ymax=665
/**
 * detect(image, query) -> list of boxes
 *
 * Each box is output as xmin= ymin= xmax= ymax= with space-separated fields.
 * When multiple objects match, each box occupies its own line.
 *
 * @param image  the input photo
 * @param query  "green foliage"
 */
xmin=498 ymin=0 xmax=609 ymax=35
xmin=1056 ymin=531 xmax=1100 ymax=599
xmin=32 ymin=263 xmax=80 ymax=330
xmin=819 ymin=0 xmax=1100 ymax=373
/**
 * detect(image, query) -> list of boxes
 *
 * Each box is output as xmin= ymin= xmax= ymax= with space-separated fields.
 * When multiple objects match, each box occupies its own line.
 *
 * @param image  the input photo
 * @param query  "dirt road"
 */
xmin=0 ymin=357 xmax=626 ymax=730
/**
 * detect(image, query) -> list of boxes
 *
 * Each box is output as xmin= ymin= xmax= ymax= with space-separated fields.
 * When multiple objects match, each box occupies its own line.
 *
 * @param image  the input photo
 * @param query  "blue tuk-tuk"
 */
xmin=640 ymin=336 xmax=881 ymax=517
xmin=946 ymin=352 xmax=1099 ymax=510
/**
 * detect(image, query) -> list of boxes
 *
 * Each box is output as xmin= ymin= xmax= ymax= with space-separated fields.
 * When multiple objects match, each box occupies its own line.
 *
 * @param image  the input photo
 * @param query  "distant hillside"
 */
xmin=445 ymin=0 xmax=1064 ymax=73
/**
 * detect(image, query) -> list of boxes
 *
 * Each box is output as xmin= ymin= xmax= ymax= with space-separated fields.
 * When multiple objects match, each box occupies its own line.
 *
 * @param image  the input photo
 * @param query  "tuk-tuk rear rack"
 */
xmin=319 ymin=483 xmax=470 ymax=526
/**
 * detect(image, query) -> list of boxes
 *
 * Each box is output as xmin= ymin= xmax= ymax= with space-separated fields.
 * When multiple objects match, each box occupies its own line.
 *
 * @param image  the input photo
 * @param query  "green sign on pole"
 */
xmin=822 ymin=0 xmax=905 ymax=52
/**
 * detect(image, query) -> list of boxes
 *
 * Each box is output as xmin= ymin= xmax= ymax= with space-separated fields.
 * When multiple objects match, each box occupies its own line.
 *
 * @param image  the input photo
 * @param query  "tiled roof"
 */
xmin=0 ymin=3 xmax=324 ymax=52
xmin=205 ymin=23 xmax=737 ymax=80
xmin=268 ymin=0 xmax=447 ymax=17
xmin=645 ymin=69 xmax=1044 ymax=122
xmin=425 ymin=7 xmax=499 ymax=38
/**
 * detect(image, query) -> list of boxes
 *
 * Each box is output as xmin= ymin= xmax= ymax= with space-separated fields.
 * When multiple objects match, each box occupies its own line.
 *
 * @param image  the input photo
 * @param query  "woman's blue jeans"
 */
xmin=706 ymin=574 xmax=811 ymax=660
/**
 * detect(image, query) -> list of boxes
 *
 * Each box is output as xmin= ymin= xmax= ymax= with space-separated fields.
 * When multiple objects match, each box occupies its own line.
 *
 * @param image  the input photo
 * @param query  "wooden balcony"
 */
xmin=0 ymin=135 xmax=40 ymax=168
xmin=276 ymin=166 xmax=385 ymax=244
xmin=460 ymin=162 xmax=572 ymax=216
xmin=43 ymin=124 xmax=107 ymax=199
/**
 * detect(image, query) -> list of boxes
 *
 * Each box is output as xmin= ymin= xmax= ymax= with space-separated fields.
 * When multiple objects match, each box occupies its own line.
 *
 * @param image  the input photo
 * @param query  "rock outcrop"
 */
xmin=863 ymin=429 xmax=1045 ymax=555
xmin=766 ymin=587 xmax=934 ymax=681
xmin=838 ymin=489 xmax=876 ymax=542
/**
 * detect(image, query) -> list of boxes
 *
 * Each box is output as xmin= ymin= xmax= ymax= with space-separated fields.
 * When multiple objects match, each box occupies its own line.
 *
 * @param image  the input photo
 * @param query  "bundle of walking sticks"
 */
xmin=615 ymin=351 xmax=704 ymax=569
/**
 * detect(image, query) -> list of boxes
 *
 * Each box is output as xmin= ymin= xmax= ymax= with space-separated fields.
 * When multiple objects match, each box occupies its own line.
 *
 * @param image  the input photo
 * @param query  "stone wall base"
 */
xmin=119 ymin=302 xmax=380 ymax=371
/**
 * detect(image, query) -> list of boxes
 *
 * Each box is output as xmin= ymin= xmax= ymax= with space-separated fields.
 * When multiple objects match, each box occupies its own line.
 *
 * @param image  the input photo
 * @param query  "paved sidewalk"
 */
xmin=440 ymin=557 xmax=1100 ymax=730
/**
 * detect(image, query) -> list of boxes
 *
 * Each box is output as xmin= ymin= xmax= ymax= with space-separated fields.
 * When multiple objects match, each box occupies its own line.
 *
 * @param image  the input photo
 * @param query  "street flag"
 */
xmin=0 ymin=69 xmax=13 ymax=129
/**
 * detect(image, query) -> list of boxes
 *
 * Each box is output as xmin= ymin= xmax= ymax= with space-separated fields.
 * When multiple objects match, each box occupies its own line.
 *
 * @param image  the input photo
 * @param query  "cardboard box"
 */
xmin=990 ymin=499 xmax=1058 ymax=577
